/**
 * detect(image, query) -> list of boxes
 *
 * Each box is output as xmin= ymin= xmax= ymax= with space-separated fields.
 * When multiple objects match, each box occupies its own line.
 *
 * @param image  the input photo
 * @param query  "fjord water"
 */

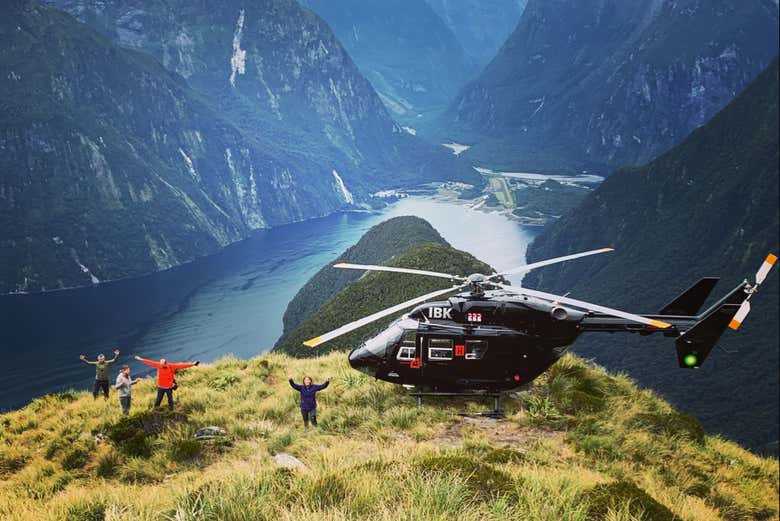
xmin=0 ymin=198 xmax=537 ymax=410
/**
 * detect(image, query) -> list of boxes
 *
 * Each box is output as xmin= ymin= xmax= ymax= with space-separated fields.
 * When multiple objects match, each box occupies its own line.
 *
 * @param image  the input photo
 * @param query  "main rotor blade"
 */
xmin=303 ymin=285 xmax=464 ymax=348
xmin=496 ymin=283 xmax=671 ymax=329
xmin=489 ymin=247 xmax=614 ymax=278
xmin=334 ymin=262 xmax=463 ymax=281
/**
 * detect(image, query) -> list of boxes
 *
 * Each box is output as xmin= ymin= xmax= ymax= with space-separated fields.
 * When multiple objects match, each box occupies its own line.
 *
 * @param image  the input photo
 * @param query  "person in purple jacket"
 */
xmin=288 ymin=374 xmax=330 ymax=427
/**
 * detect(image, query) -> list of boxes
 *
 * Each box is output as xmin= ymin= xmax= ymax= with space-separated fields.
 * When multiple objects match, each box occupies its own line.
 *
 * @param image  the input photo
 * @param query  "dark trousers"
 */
xmin=119 ymin=396 xmax=131 ymax=415
xmin=93 ymin=379 xmax=109 ymax=399
xmin=155 ymin=387 xmax=174 ymax=410
xmin=301 ymin=408 xmax=317 ymax=427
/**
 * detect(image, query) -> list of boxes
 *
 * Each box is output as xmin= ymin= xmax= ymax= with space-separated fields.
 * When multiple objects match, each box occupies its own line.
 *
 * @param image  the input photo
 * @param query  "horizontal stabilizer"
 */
xmin=659 ymin=277 xmax=719 ymax=316
xmin=675 ymin=281 xmax=748 ymax=368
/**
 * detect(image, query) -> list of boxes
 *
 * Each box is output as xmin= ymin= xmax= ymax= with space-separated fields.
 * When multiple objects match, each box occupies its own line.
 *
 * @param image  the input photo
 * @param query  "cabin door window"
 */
xmin=428 ymin=338 xmax=454 ymax=361
xmin=464 ymin=340 xmax=488 ymax=360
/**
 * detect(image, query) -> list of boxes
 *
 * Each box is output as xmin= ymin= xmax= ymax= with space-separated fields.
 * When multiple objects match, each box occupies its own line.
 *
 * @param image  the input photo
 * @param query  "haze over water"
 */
xmin=0 ymin=198 xmax=538 ymax=410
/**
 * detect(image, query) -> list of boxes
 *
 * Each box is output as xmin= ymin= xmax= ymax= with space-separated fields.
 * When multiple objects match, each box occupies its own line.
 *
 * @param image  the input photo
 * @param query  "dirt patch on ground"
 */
xmin=435 ymin=414 xmax=564 ymax=449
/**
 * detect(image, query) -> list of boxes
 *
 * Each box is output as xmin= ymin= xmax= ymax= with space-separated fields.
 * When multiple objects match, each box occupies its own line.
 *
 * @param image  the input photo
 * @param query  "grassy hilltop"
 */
xmin=0 ymin=351 xmax=777 ymax=520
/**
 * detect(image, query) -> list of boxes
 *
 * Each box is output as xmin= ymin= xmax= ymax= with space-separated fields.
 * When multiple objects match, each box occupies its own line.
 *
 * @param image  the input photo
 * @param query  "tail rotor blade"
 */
xmin=303 ymin=285 xmax=464 ymax=348
xmin=729 ymin=300 xmax=751 ymax=330
xmin=489 ymin=247 xmax=614 ymax=279
xmin=755 ymin=253 xmax=777 ymax=285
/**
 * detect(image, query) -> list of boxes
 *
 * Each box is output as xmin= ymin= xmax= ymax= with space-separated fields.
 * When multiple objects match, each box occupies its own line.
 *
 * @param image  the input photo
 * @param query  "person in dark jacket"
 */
xmin=80 ymin=349 xmax=120 ymax=399
xmin=288 ymin=374 xmax=330 ymax=427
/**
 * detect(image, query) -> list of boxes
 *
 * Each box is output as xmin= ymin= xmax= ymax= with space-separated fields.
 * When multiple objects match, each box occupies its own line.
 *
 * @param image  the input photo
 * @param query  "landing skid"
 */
xmin=409 ymin=391 xmax=505 ymax=418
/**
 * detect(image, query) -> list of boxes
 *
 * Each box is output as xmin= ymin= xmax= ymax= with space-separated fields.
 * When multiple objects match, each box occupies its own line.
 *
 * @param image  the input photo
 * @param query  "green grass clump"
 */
xmin=0 ymin=447 xmax=29 ymax=475
xmin=630 ymin=410 xmax=705 ymax=444
xmin=483 ymin=447 xmax=527 ymax=465
xmin=302 ymin=473 xmax=348 ymax=510
xmin=95 ymin=450 xmax=120 ymax=478
xmin=416 ymin=454 xmax=514 ymax=500
xmin=106 ymin=409 xmax=187 ymax=457
xmin=585 ymin=481 xmax=682 ymax=521
xmin=61 ymin=447 xmax=90 ymax=470
xmin=63 ymin=498 xmax=106 ymax=521
xmin=209 ymin=374 xmax=241 ymax=390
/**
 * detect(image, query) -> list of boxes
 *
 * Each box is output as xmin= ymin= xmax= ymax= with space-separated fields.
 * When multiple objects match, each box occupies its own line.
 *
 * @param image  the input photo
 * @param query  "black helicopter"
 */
xmin=303 ymin=249 xmax=776 ymax=392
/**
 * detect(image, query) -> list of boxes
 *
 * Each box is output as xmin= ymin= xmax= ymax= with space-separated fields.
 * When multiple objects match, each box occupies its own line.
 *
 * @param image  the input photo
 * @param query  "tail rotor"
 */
xmin=729 ymin=254 xmax=777 ymax=330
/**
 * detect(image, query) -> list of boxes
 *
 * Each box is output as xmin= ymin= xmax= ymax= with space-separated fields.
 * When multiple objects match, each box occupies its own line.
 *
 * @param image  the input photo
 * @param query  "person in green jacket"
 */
xmin=80 ymin=349 xmax=120 ymax=399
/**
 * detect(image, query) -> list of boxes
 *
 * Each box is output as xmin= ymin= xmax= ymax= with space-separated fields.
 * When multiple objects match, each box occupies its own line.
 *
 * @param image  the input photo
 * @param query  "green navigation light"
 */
xmin=684 ymin=354 xmax=698 ymax=367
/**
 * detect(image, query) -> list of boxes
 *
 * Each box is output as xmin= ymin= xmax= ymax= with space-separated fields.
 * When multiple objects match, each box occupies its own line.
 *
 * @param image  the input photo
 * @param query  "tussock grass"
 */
xmin=0 ymin=352 xmax=776 ymax=520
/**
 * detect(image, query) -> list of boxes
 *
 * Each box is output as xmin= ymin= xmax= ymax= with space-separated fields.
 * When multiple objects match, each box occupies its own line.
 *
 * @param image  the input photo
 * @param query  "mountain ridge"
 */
xmin=433 ymin=0 xmax=779 ymax=174
xmin=524 ymin=56 xmax=779 ymax=454
xmin=1 ymin=0 xmax=477 ymax=293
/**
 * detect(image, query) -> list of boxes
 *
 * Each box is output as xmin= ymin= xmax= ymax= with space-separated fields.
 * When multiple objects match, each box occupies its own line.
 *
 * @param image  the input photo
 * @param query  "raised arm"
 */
xmin=106 ymin=349 xmax=120 ymax=365
xmin=169 ymin=361 xmax=199 ymax=371
xmin=134 ymin=356 xmax=161 ymax=369
xmin=313 ymin=380 xmax=330 ymax=392
xmin=288 ymin=378 xmax=302 ymax=391
xmin=79 ymin=355 xmax=96 ymax=366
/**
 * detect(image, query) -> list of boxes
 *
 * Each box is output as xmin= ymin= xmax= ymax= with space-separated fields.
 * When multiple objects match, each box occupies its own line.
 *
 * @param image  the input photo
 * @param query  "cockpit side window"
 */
xmin=396 ymin=331 xmax=416 ymax=361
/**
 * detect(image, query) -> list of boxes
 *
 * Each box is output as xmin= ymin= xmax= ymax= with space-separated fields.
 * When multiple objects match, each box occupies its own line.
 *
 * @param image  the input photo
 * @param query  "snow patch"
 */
xmin=229 ymin=10 xmax=247 ymax=87
xmin=442 ymin=142 xmax=471 ymax=155
xmin=74 ymin=257 xmax=100 ymax=284
xmin=401 ymin=126 xmax=417 ymax=136
xmin=332 ymin=170 xmax=354 ymax=204
xmin=179 ymin=148 xmax=197 ymax=178
xmin=529 ymin=97 xmax=545 ymax=118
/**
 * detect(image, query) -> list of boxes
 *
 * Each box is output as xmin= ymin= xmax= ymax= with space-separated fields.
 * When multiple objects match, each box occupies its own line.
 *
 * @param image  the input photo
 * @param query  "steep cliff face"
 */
xmin=524 ymin=59 xmax=779 ymax=453
xmin=424 ymin=0 xmax=527 ymax=68
xmin=0 ymin=2 xmax=353 ymax=292
xmin=1 ymin=1 xmax=475 ymax=293
xmin=435 ymin=0 xmax=779 ymax=174
xmin=46 ymin=0 xmax=475 ymax=188
xmin=301 ymin=0 xmax=476 ymax=123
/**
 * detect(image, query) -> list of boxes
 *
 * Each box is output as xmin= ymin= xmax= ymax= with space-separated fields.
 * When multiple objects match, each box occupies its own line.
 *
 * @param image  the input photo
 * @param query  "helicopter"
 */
xmin=303 ymin=248 xmax=776 ymax=393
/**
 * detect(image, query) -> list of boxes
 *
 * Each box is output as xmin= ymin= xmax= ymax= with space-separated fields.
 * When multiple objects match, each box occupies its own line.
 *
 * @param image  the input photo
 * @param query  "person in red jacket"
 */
xmin=134 ymin=355 xmax=199 ymax=410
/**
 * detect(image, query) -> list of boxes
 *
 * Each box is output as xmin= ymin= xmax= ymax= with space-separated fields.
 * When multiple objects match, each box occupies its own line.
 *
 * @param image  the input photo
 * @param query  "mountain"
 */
xmin=278 ymin=216 xmax=449 ymax=338
xmin=0 ymin=349 xmax=777 ymax=519
xmin=424 ymin=0 xmax=527 ymax=68
xmin=301 ymin=0 xmax=476 ymax=125
xmin=274 ymin=241 xmax=494 ymax=357
xmin=524 ymin=58 xmax=779 ymax=454
xmin=1 ymin=0 xmax=476 ymax=293
xmin=434 ymin=0 xmax=779 ymax=174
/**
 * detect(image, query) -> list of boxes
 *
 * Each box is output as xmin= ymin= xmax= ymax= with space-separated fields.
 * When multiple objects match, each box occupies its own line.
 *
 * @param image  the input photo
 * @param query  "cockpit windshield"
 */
xmin=361 ymin=317 xmax=416 ymax=356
